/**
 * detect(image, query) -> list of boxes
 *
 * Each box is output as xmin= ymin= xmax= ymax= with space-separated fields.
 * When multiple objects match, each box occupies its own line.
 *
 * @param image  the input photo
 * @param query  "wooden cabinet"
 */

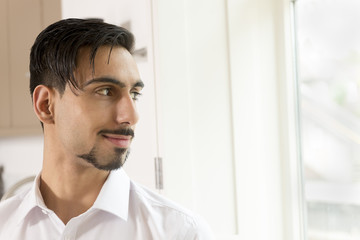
xmin=0 ymin=0 xmax=61 ymax=136
xmin=0 ymin=0 xmax=11 ymax=130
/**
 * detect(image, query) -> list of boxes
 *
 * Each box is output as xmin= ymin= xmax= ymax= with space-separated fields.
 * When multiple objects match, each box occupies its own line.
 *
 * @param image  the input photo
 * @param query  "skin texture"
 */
xmin=32 ymin=46 xmax=143 ymax=224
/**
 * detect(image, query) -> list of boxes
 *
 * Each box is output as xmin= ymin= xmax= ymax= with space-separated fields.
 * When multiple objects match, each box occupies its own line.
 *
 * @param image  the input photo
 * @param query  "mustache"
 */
xmin=98 ymin=128 xmax=135 ymax=138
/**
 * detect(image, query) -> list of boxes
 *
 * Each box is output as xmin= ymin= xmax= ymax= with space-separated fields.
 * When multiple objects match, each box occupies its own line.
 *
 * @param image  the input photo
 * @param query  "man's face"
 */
xmin=52 ymin=46 xmax=143 ymax=171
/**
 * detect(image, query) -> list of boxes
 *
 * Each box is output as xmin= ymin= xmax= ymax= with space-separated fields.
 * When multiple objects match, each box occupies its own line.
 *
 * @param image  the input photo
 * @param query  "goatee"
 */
xmin=78 ymin=147 xmax=130 ymax=171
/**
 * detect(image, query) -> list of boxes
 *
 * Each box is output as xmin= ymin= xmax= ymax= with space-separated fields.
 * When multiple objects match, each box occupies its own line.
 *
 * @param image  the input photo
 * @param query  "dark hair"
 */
xmin=29 ymin=18 xmax=135 ymax=97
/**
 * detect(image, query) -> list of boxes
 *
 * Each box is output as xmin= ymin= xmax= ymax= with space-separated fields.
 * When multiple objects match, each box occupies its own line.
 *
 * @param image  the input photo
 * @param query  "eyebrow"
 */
xmin=82 ymin=77 xmax=145 ymax=89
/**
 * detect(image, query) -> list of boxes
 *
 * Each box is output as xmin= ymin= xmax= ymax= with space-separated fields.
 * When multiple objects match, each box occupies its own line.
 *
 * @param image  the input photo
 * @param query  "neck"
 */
xmin=40 ymin=152 xmax=109 ymax=225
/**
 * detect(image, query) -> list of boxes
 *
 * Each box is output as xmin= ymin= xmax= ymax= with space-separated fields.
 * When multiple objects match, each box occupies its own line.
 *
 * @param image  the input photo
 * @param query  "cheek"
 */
xmin=55 ymin=102 xmax=95 ymax=152
xmin=54 ymin=94 xmax=116 ymax=149
xmin=85 ymin=102 xmax=116 ymax=127
xmin=63 ymin=104 xmax=112 ymax=135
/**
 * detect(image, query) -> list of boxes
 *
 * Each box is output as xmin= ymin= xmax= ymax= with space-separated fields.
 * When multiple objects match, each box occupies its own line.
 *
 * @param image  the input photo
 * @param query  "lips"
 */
xmin=103 ymin=134 xmax=132 ymax=148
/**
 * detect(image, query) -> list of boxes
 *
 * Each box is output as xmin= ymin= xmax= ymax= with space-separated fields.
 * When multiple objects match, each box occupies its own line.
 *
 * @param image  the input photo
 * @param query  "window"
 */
xmin=295 ymin=0 xmax=360 ymax=239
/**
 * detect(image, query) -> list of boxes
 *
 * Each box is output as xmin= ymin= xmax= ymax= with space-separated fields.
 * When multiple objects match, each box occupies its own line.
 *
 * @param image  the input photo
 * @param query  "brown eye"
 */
xmin=130 ymin=92 xmax=142 ymax=101
xmin=97 ymin=88 xmax=111 ymax=96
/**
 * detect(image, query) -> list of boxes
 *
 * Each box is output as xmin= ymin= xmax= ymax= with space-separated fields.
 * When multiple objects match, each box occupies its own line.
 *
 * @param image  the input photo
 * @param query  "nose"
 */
xmin=115 ymin=94 xmax=139 ymax=126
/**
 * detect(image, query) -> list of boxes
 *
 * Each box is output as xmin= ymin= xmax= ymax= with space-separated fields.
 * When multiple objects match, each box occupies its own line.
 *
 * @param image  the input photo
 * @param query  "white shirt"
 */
xmin=0 ymin=169 xmax=214 ymax=240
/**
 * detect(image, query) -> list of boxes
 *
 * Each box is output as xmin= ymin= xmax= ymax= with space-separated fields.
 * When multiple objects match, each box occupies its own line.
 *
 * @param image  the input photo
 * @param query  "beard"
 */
xmin=77 ymin=147 xmax=130 ymax=171
xmin=77 ymin=127 xmax=134 ymax=171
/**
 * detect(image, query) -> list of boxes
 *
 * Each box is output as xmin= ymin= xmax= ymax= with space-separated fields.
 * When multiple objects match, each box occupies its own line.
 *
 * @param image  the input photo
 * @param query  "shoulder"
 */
xmin=0 ymin=191 xmax=26 ymax=214
xmin=0 ymin=191 xmax=27 ymax=230
xmin=129 ymin=181 xmax=215 ymax=239
xmin=130 ymin=181 xmax=194 ymax=218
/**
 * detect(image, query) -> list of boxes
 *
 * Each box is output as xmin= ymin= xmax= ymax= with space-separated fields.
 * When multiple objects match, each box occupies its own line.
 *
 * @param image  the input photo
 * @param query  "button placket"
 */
xmin=61 ymin=217 xmax=81 ymax=240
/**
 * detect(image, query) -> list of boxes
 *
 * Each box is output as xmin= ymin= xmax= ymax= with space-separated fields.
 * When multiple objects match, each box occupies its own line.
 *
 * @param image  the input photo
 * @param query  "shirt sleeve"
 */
xmin=183 ymin=214 xmax=216 ymax=240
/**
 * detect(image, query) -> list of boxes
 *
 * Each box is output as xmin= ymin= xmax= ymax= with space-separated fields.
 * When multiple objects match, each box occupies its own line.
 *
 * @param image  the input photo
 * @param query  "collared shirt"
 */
xmin=0 ymin=169 xmax=214 ymax=240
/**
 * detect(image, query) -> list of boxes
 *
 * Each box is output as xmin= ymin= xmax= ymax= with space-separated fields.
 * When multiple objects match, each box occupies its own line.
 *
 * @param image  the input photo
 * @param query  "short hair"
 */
xmin=29 ymin=18 xmax=135 ymax=97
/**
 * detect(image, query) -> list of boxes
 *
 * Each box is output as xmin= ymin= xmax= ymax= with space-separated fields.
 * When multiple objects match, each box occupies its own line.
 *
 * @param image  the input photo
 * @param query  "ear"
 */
xmin=32 ymin=85 xmax=56 ymax=125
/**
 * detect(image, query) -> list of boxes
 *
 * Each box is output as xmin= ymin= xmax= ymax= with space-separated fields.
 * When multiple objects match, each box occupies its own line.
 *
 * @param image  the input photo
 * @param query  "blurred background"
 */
xmin=298 ymin=0 xmax=360 ymax=239
xmin=0 ymin=0 xmax=359 ymax=239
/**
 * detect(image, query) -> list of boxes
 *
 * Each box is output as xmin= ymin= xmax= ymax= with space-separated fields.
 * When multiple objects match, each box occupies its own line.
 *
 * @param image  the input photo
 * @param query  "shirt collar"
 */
xmin=91 ymin=168 xmax=130 ymax=221
xmin=15 ymin=172 xmax=47 ymax=225
xmin=15 ymin=168 xmax=130 ymax=224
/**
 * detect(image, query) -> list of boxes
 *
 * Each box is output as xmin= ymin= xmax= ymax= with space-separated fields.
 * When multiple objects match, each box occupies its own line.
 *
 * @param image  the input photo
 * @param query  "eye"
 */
xmin=96 ymin=88 xmax=112 ymax=96
xmin=130 ymin=92 xmax=142 ymax=101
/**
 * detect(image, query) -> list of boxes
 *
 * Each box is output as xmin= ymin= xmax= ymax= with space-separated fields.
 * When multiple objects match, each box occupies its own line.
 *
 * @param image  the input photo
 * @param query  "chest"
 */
xmin=3 ymin=209 xmax=190 ymax=240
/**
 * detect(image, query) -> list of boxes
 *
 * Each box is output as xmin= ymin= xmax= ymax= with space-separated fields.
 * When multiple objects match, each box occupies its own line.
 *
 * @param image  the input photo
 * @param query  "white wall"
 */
xmin=227 ymin=0 xmax=304 ymax=239
xmin=154 ymin=0 xmax=305 ymax=239
xmin=152 ymin=0 xmax=237 ymax=236
xmin=0 ymin=136 xmax=43 ymax=191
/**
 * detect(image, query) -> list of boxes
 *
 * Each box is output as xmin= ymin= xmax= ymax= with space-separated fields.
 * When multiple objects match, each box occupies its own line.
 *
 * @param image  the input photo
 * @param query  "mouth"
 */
xmin=102 ymin=134 xmax=132 ymax=148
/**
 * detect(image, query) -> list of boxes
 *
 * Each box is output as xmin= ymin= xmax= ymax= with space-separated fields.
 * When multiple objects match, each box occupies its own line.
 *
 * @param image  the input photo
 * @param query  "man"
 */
xmin=0 ymin=18 xmax=214 ymax=239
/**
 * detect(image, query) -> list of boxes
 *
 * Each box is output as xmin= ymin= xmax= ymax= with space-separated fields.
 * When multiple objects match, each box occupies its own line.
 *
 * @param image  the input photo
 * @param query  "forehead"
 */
xmin=75 ymin=46 xmax=140 ymax=86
